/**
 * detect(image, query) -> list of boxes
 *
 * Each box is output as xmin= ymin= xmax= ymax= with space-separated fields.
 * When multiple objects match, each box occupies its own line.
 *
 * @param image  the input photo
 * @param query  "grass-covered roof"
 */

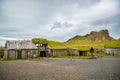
xmin=32 ymin=38 xmax=48 ymax=44
xmin=48 ymin=41 xmax=67 ymax=49
xmin=68 ymin=46 xmax=91 ymax=51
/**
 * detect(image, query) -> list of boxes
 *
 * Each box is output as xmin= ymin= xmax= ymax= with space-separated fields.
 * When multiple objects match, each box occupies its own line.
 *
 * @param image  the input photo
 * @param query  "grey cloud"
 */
xmin=51 ymin=22 xmax=73 ymax=30
xmin=47 ymin=0 xmax=101 ymax=7
xmin=76 ymin=0 xmax=101 ymax=8
xmin=89 ymin=12 xmax=120 ymax=39
xmin=109 ymin=23 xmax=120 ymax=39
xmin=90 ymin=13 xmax=120 ymax=26
xmin=51 ymin=22 xmax=61 ymax=30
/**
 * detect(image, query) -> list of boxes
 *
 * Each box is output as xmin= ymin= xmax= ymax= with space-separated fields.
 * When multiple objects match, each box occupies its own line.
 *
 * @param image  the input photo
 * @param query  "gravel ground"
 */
xmin=0 ymin=56 xmax=120 ymax=80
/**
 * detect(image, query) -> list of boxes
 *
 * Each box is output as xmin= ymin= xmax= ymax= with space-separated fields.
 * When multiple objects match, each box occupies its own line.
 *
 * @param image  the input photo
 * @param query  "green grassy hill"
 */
xmin=65 ymin=40 xmax=120 ymax=50
xmin=105 ymin=40 xmax=120 ymax=48
xmin=67 ymin=30 xmax=114 ymax=42
xmin=65 ymin=30 xmax=120 ymax=50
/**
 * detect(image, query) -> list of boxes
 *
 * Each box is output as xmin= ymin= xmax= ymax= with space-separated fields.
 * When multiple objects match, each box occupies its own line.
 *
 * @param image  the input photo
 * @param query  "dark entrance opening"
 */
xmin=79 ymin=51 xmax=83 ymax=56
xmin=40 ymin=51 xmax=46 ymax=57
xmin=17 ymin=50 xmax=21 ymax=59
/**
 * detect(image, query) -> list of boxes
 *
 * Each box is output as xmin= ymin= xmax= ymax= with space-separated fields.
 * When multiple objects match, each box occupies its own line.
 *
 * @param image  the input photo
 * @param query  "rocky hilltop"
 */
xmin=67 ymin=30 xmax=115 ymax=42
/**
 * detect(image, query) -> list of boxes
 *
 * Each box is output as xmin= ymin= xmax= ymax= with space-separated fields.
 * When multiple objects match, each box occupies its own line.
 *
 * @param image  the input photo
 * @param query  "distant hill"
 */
xmin=65 ymin=30 xmax=120 ymax=49
xmin=67 ymin=30 xmax=115 ymax=42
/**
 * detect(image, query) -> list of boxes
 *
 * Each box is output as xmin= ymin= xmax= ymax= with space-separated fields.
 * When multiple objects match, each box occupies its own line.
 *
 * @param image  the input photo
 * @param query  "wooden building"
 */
xmin=4 ymin=40 xmax=38 ymax=59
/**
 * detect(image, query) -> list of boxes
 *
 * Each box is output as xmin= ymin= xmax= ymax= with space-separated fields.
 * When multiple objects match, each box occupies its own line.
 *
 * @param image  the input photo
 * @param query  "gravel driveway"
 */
xmin=0 ymin=56 xmax=120 ymax=80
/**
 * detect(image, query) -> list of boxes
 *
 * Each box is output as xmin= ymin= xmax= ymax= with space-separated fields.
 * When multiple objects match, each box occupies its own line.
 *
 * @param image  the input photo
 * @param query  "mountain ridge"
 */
xmin=67 ymin=29 xmax=115 ymax=42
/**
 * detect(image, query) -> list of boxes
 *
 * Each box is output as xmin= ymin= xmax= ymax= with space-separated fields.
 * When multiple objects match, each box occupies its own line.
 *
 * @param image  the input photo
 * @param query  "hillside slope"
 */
xmin=65 ymin=30 xmax=119 ymax=50
xmin=67 ymin=30 xmax=114 ymax=42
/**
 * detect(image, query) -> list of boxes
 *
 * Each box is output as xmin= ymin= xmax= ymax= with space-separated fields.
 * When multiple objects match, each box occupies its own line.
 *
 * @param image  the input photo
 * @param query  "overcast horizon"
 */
xmin=0 ymin=0 xmax=120 ymax=46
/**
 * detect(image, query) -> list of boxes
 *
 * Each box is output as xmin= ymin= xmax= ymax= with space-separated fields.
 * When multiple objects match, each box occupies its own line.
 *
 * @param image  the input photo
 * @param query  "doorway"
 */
xmin=40 ymin=51 xmax=46 ymax=57
xmin=17 ymin=50 xmax=21 ymax=59
xmin=79 ymin=51 xmax=83 ymax=56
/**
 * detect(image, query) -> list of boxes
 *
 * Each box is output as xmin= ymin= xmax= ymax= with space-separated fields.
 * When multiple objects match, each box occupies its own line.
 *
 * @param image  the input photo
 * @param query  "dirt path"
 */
xmin=0 ymin=56 xmax=120 ymax=80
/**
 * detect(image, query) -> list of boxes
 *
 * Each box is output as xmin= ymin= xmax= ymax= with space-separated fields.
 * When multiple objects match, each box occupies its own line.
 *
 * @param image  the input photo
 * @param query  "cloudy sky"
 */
xmin=0 ymin=0 xmax=120 ymax=45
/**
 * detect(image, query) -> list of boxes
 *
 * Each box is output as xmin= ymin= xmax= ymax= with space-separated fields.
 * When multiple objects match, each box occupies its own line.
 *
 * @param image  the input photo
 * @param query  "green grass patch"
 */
xmin=0 ymin=58 xmax=28 ymax=61
xmin=53 ymin=55 xmax=94 ymax=59
xmin=0 ymin=58 xmax=18 ymax=61
xmin=0 ymin=58 xmax=4 ymax=61
xmin=114 ymin=54 xmax=120 ymax=57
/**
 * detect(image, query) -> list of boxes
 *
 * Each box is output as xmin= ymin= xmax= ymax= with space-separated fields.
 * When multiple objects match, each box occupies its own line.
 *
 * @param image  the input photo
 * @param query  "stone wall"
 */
xmin=68 ymin=49 xmax=79 ymax=56
xmin=104 ymin=48 xmax=120 ymax=54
